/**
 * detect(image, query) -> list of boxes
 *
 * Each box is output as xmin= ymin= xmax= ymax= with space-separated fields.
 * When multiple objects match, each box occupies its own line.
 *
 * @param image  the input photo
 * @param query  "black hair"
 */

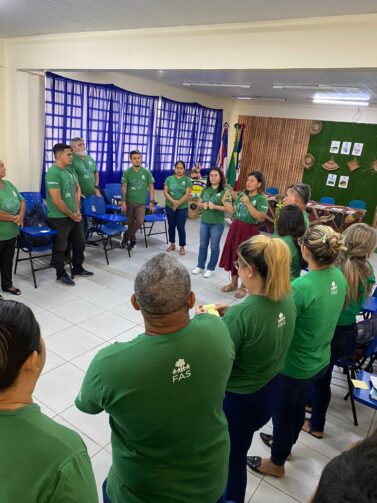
xmin=289 ymin=183 xmax=311 ymax=205
xmin=130 ymin=150 xmax=141 ymax=158
xmin=247 ymin=171 xmax=266 ymax=193
xmin=312 ymin=430 xmax=377 ymax=503
xmin=53 ymin=143 xmax=71 ymax=158
xmin=0 ymin=301 xmax=41 ymax=391
xmin=277 ymin=204 xmax=306 ymax=261
xmin=206 ymin=167 xmax=225 ymax=193
xmin=174 ymin=160 xmax=186 ymax=171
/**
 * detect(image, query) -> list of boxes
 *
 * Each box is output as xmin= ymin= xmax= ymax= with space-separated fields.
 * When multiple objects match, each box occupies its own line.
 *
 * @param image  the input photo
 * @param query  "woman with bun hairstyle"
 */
xmin=304 ymin=223 xmax=376 ymax=438
xmin=249 ymin=225 xmax=347 ymax=478
xmin=219 ymin=171 xmax=268 ymax=298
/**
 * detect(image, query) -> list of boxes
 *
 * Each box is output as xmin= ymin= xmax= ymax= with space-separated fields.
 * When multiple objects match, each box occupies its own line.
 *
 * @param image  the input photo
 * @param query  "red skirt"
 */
xmin=219 ymin=220 xmax=260 ymax=276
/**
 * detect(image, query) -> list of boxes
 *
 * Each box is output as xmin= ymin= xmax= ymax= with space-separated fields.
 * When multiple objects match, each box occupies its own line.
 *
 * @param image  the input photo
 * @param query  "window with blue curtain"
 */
xmin=43 ymin=73 xmax=223 ymax=191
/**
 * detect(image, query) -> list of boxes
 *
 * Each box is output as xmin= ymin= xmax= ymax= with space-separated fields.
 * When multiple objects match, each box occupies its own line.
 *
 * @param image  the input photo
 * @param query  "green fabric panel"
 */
xmin=302 ymin=121 xmax=377 ymax=225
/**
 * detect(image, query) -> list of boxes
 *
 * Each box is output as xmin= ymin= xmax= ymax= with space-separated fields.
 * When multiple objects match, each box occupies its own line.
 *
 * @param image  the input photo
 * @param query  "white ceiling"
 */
xmin=0 ymin=0 xmax=377 ymax=38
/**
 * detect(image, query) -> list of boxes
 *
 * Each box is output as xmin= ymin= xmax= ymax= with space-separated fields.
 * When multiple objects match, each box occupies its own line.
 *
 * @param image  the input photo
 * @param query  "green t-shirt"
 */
xmin=201 ymin=187 xmax=230 ymax=225
xmin=337 ymin=262 xmax=375 ymax=326
xmin=121 ymin=166 xmax=155 ymax=204
xmin=223 ymin=294 xmax=296 ymax=393
xmin=71 ymin=153 xmax=98 ymax=196
xmin=233 ymin=193 xmax=268 ymax=224
xmin=283 ymin=266 xmax=347 ymax=379
xmin=0 ymin=404 xmax=98 ymax=503
xmin=76 ymin=314 xmax=234 ymax=503
xmin=45 ymin=165 xmax=78 ymax=218
xmin=164 ymin=175 xmax=192 ymax=209
xmin=0 ymin=180 xmax=24 ymax=240
xmin=280 ymin=235 xmax=302 ymax=279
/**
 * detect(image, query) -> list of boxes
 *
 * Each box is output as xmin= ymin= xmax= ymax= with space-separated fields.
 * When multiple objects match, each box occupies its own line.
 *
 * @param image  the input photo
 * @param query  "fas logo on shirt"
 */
xmin=278 ymin=312 xmax=286 ymax=328
xmin=330 ymin=281 xmax=338 ymax=295
xmin=172 ymin=358 xmax=191 ymax=383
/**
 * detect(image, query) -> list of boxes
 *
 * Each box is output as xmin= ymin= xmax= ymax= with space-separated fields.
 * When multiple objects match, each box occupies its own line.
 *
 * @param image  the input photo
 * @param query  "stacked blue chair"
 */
xmin=20 ymin=191 xmax=43 ymax=214
xmin=348 ymin=199 xmax=366 ymax=210
xmin=266 ymin=187 xmax=279 ymax=196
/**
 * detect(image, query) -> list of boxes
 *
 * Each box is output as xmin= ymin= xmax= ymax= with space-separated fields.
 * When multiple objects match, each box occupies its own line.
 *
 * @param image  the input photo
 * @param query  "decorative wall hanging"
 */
xmin=322 ymin=159 xmax=340 ymax=171
xmin=303 ymin=153 xmax=315 ymax=169
xmin=310 ymin=121 xmax=322 ymax=135
xmin=347 ymin=159 xmax=360 ymax=172
xmin=372 ymin=160 xmax=377 ymax=173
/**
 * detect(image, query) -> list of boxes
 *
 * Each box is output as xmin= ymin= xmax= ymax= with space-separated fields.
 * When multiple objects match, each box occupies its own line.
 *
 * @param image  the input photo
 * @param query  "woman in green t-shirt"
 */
xmin=0 ymin=300 xmax=98 ymax=502
xmin=249 ymin=225 xmax=347 ymax=478
xmin=282 ymin=182 xmax=311 ymax=230
xmin=305 ymin=223 xmax=376 ymax=438
xmin=204 ymin=235 xmax=296 ymax=503
xmin=219 ymin=171 xmax=268 ymax=298
xmin=192 ymin=168 xmax=232 ymax=278
xmin=276 ymin=204 xmax=306 ymax=279
xmin=163 ymin=160 xmax=192 ymax=256
xmin=0 ymin=161 xmax=25 ymax=298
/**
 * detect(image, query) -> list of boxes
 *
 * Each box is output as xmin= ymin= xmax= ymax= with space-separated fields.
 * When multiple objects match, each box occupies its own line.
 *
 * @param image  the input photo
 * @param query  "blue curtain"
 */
xmin=43 ymin=73 xmax=223 ymax=192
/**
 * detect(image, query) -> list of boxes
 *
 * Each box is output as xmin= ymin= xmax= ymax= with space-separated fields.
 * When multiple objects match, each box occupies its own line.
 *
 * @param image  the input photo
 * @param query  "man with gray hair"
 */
xmin=76 ymin=253 xmax=235 ymax=503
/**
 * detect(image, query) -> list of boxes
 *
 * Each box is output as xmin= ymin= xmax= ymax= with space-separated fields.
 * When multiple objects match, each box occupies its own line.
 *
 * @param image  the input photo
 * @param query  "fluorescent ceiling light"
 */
xmin=236 ymin=96 xmax=287 ymax=102
xmin=273 ymin=84 xmax=360 ymax=91
xmin=313 ymin=98 xmax=369 ymax=106
xmin=183 ymin=82 xmax=251 ymax=88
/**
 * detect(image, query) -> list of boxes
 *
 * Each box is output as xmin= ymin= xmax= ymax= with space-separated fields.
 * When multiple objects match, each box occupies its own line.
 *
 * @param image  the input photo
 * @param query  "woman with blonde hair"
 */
xmin=303 ymin=223 xmax=376 ymax=438
xmin=250 ymin=225 xmax=347 ymax=478
xmin=202 ymin=235 xmax=296 ymax=502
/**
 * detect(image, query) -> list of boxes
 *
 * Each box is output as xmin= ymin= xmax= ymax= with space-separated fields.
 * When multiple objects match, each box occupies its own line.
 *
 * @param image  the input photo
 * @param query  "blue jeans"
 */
xmin=197 ymin=223 xmax=224 ymax=271
xmin=309 ymin=324 xmax=357 ymax=432
xmin=222 ymin=375 xmax=282 ymax=503
xmin=165 ymin=206 xmax=188 ymax=246
xmin=271 ymin=366 xmax=328 ymax=466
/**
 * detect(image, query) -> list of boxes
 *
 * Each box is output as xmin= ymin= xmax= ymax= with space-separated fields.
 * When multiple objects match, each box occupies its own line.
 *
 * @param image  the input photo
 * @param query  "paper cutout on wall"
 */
xmin=338 ymin=176 xmax=349 ymax=189
xmin=347 ymin=159 xmax=360 ymax=172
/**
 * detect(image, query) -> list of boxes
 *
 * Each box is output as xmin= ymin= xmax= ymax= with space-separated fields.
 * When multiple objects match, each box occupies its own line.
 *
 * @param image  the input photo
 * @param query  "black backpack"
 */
xmin=23 ymin=203 xmax=51 ymax=247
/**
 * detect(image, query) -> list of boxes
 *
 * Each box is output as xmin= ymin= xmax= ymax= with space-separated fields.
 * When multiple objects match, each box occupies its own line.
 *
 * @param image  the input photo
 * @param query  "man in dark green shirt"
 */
xmin=76 ymin=253 xmax=234 ymax=503
xmin=45 ymin=143 xmax=93 ymax=286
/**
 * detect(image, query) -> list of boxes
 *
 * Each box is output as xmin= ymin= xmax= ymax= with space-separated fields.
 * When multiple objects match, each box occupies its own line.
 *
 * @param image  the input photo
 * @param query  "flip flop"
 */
xmin=246 ymin=456 xmax=284 ymax=478
xmin=302 ymin=420 xmax=323 ymax=439
xmin=221 ymin=284 xmax=237 ymax=293
xmin=4 ymin=287 xmax=21 ymax=296
xmin=234 ymin=287 xmax=247 ymax=299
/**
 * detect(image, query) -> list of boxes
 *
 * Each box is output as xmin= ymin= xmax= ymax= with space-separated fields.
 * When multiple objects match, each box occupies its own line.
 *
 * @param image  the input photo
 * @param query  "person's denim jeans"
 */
xmin=223 ymin=375 xmax=282 ymax=503
xmin=271 ymin=366 xmax=328 ymax=466
xmin=309 ymin=324 xmax=357 ymax=432
xmin=165 ymin=206 xmax=188 ymax=246
xmin=197 ymin=222 xmax=224 ymax=271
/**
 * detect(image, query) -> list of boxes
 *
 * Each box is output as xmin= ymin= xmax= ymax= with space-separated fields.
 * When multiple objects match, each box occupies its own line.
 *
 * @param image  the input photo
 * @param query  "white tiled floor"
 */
xmin=7 ymin=218 xmax=377 ymax=502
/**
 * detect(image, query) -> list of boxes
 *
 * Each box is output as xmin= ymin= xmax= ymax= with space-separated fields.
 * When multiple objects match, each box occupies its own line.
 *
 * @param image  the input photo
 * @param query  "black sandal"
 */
xmin=260 ymin=432 xmax=273 ymax=448
xmin=4 ymin=287 xmax=21 ymax=296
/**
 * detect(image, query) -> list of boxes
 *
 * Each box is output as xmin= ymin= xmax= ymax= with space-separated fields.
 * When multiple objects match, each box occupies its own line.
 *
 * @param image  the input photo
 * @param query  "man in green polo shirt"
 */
xmin=76 ymin=253 xmax=235 ymax=503
xmin=45 ymin=143 xmax=93 ymax=286
xmin=120 ymin=150 xmax=155 ymax=251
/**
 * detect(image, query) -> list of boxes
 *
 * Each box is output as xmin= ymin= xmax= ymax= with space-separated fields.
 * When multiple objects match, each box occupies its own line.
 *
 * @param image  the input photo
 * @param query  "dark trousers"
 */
xmin=310 ymin=324 xmax=357 ymax=432
xmin=223 ymin=375 xmax=282 ymax=503
xmin=0 ymin=237 xmax=17 ymax=290
xmin=165 ymin=206 xmax=188 ymax=246
xmin=271 ymin=366 xmax=328 ymax=466
xmin=126 ymin=202 xmax=145 ymax=242
xmin=47 ymin=218 xmax=85 ymax=278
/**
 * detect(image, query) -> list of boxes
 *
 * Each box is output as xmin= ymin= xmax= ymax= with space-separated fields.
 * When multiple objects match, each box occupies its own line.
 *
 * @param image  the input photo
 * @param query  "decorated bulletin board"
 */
xmin=302 ymin=121 xmax=377 ymax=225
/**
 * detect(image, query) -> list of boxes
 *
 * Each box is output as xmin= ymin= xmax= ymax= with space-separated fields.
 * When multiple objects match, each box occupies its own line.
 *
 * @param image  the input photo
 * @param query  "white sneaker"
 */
xmin=203 ymin=270 xmax=214 ymax=278
xmin=192 ymin=267 xmax=204 ymax=275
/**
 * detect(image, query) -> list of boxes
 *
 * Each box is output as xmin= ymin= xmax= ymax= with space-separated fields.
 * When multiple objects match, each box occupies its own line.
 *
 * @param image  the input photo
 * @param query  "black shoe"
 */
xmin=72 ymin=268 xmax=94 ymax=278
xmin=120 ymin=233 xmax=128 ymax=249
xmin=86 ymin=240 xmax=99 ymax=247
xmin=127 ymin=241 xmax=136 ymax=251
xmin=57 ymin=274 xmax=75 ymax=286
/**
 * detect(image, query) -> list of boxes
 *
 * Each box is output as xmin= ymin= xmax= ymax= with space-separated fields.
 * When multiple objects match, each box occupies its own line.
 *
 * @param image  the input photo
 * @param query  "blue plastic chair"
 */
xmin=83 ymin=195 xmax=129 ymax=262
xmin=266 ymin=187 xmax=279 ymax=196
xmin=319 ymin=196 xmax=335 ymax=204
xmin=104 ymin=183 xmax=122 ymax=213
xmin=354 ymin=370 xmax=377 ymax=413
xmin=20 ymin=191 xmax=43 ymax=214
xmin=348 ymin=199 xmax=366 ymax=210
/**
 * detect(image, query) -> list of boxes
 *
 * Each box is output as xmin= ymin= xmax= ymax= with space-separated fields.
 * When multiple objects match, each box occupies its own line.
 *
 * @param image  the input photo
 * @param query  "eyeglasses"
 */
xmin=289 ymin=184 xmax=305 ymax=200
